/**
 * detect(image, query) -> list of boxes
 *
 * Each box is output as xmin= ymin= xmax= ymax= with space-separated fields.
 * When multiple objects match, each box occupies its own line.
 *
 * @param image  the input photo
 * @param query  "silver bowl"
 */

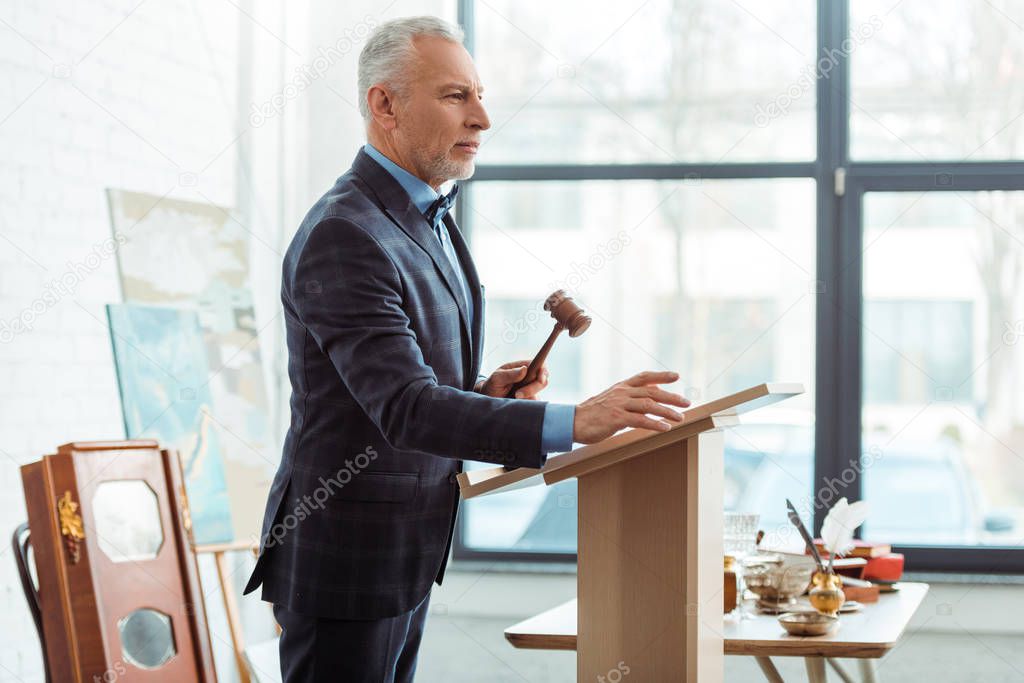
xmin=778 ymin=611 xmax=840 ymax=637
xmin=741 ymin=552 xmax=816 ymax=610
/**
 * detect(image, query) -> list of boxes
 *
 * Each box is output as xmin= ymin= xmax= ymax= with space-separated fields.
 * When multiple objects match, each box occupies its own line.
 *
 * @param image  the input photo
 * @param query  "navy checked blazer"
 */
xmin=243 ymin=148 xmax=549 ymax=620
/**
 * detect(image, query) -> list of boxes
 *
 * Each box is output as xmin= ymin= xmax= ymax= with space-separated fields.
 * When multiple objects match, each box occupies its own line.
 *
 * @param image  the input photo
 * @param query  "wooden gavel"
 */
xmin=506 ymin=289 xmax=592 ymax=398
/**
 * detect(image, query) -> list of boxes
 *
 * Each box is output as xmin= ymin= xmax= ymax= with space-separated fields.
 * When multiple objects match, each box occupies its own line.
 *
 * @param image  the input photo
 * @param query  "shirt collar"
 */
xmin=363 ymin=143 xmax=441 ymax=216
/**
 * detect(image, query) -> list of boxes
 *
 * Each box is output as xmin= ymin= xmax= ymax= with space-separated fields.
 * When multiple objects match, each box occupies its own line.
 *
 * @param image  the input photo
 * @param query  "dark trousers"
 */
xmin=274 ymin=592 xmax=431 ymax=683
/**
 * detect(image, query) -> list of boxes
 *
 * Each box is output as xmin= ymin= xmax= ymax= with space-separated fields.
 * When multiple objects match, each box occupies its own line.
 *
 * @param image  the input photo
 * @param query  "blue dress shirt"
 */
xmin=363 ymin=144 xmax=575 ymax=455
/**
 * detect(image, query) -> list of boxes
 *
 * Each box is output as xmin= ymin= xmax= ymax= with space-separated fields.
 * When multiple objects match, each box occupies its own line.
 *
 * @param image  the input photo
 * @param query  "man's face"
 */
xmin=391 ymin=36 xmax=490 ymax=189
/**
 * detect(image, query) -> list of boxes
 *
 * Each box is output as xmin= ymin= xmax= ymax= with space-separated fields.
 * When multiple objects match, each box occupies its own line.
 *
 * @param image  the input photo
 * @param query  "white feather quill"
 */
xmin=820 ymin=497 xmax=870 ymax=572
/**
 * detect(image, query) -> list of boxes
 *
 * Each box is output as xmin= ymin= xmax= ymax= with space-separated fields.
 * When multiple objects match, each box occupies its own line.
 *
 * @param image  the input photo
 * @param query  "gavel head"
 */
xmin=543 ymin=289 xmax=592 ymax=338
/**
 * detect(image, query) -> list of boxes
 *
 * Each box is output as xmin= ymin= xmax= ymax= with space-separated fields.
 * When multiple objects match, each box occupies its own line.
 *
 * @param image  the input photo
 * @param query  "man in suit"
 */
xmin=244 ymin=15 xmax=691 ymax=683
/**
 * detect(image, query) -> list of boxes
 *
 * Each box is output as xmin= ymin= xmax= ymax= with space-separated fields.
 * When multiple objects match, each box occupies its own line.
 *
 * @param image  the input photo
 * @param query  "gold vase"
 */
xmin=808 ymin=571 xmax=845 ymax=616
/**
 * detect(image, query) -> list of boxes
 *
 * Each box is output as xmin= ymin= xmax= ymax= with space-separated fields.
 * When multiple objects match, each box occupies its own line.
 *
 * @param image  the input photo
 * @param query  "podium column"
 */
xmin=576 ymin=429 xmax=724 ymax=682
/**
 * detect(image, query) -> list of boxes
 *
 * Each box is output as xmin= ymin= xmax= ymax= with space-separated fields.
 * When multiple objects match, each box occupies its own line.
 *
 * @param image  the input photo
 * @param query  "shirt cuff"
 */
xmin=541 ymin=402 xmax=575 ymax=454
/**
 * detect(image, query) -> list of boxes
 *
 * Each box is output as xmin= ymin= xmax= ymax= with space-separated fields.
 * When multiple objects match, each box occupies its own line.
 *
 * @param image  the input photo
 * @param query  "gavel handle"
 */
xmin=506 ymin=323 xmax=565 ymax=398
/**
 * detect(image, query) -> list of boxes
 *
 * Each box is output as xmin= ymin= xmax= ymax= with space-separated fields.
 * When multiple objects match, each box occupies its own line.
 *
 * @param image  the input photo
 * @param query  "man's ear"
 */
xmin=366 ymin=85 xmax=398 ymax=131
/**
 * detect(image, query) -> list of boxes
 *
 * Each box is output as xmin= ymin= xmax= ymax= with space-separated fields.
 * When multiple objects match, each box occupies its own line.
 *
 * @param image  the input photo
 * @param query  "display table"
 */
xmin=505 ymin=583 xmax=929 ymax=683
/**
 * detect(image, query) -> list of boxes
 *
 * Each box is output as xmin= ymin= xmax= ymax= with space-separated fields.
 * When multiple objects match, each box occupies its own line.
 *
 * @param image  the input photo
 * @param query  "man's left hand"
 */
xmin=476 ymin=360 xmax=549 ymax=399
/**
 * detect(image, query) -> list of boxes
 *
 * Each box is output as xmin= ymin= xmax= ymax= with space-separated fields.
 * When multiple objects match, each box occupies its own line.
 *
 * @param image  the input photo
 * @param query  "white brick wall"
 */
xmin=1 ymin=1 xmax=455 ymax=680
xmin=0 ymin=0 xmax=246 ymax=680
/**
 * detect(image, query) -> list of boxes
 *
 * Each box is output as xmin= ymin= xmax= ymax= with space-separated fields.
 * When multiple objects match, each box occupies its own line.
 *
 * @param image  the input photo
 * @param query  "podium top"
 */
xmin=457 ymin=382 xmax=804 ymax=499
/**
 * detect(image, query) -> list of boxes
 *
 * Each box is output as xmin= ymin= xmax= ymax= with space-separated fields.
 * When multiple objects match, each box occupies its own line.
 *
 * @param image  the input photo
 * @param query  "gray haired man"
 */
xmin=244 ymin=15 xmax=690 ymax=682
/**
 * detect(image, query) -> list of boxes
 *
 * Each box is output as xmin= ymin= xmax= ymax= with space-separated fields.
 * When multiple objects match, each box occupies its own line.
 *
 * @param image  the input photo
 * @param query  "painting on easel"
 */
xmin=106 ymin=303 xmax=234 ymax=545
xmin=106 ymin=189 xmax=274 ymax=544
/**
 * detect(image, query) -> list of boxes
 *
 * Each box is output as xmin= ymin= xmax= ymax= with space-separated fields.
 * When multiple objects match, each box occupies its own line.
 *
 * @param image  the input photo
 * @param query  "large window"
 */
xmin=455 ymin=0 xmax=1024 ymax=570
xmin=463 ymin=179 xmax=816 ymax=554
xmin=860 ymin=192 xmax=1024 ymax=548
xmin=472 ymin=0 xmax=817 ymax=163
xmin=849 ymin=1 xmax=1024 ymax=161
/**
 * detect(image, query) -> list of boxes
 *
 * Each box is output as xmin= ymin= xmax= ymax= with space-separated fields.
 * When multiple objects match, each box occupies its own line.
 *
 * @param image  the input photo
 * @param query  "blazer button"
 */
xmin=448 ymin=471 xmax=459 ymax=484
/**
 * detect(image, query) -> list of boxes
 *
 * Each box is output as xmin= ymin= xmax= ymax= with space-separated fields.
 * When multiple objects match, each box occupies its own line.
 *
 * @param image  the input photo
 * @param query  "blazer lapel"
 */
xmin=350 ymin=149 xmax=475 ymax=372
xmin=444 ymin=212 xmax=483 ymax=379
xmin=383 ymin=203 xmax=473 ymax=345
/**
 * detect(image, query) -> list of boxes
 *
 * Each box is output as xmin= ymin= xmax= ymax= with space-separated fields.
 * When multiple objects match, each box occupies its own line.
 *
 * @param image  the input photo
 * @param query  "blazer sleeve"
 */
xmin=287 ymin=217 xmax=549 ymax=469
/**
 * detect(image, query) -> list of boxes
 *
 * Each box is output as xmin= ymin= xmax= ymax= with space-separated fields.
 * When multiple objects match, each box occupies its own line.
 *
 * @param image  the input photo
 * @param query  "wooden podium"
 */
xmin=457 ymin=382 xmax=804 ymax=682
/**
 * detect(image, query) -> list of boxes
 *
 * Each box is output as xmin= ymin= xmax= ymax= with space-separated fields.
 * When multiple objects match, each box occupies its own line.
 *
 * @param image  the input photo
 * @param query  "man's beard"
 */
xmin=415 ymin=145 xmax=475 ymax=184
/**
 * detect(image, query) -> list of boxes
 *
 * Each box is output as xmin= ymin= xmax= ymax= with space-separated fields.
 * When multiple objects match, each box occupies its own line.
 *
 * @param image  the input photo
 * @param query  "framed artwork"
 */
xmin=107 ymin=189 xmax=274 ymax=542
xmin=106 ymin=303 xmax=233 ymax=544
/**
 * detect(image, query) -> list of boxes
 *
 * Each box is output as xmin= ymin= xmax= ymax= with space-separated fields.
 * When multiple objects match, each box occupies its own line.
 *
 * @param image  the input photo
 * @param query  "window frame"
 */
xmin=454 ymin=0 xmax=1024 ymax=572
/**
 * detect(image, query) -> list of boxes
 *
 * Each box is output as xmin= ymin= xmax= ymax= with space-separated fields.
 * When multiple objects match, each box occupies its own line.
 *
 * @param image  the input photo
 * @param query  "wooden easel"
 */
xmin=194 ymin=540 xmax=261 ymax=683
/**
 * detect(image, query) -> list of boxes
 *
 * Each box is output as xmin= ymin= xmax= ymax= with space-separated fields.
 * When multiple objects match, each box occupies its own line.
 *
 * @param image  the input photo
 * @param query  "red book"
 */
xmin=863 ymin=553 xmax=904 ymax=582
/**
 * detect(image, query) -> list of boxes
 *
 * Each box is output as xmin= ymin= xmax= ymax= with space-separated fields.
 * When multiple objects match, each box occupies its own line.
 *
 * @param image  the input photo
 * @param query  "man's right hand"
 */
xmin=573 ymin=371 xmax=691 ymax=444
